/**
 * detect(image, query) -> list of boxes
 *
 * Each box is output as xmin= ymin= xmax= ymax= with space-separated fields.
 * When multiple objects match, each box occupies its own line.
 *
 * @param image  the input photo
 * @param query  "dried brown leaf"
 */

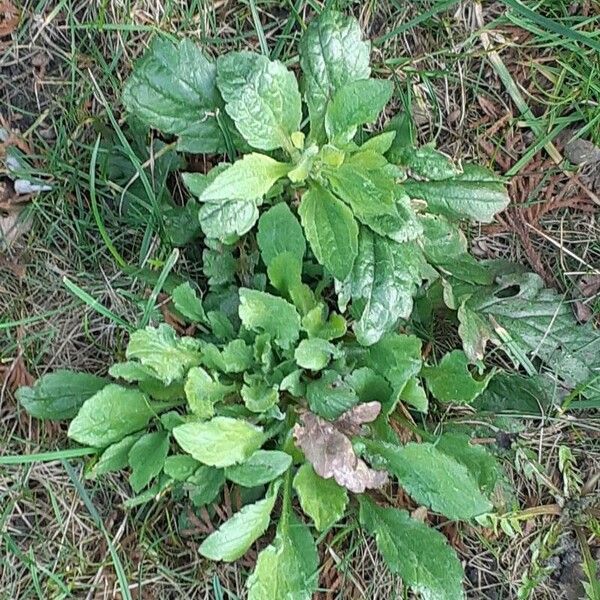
xmin=293 ymin=408 xmax=388 ymax=494
xmin=334 ymin=401 xmax=381 ymax=436
xmin=0 ymin=1 xmax=19 ymax=37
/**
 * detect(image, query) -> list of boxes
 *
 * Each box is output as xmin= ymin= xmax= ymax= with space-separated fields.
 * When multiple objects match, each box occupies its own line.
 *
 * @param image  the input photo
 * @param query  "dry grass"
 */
xmin=1 ymin=1 xmax=599 ymax=598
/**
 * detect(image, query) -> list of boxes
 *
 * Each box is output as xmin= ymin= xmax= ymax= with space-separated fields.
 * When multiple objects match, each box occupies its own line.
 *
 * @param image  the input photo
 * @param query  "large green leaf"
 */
xmin=364 ymin=440 xmax=492 ymax=519
xmin=325 ymin=79 xmax=393 ymax=144
xmin=173 ymin=417 xmax=265 ymax=467
xmin=217 ymin=52 xmax=301 ymax=152
xmin=16 ymin=371 xmax=108 ymax=421
xmin=293 ymin=463 xmax=348 ymax=531
xmin=393 ymin=145 xmax=461 ymax=181
xmin=299 ymin=10 xmax=371 ymax=142
xmin=342 ymin=228 xmax=424 ymax=345
xmin=465 ymin=272 xmax=600 ymax=391
xmin=257 ymin=203 xmax=306 ymax=267
xmin=122 ymin=38 xmax=225 ymax=153
xmin=404 ymin=165 xmax=509 ymax=223
xmin=226 ymin=450 xmax=292 ymax=487
xmin=422 ymin=350 xmax=493 ymax=403
xmin=359 ymin=496 xmax=464 ymax=600
xmin=199 ymin=483 xmax=280 ymax=561
xmin=247 ymin=511 xmax=319 ymax=600
xmin=238 ymin=288 xmax=301 ymax=349
xmin=128 ymin=430 xmax=170 ymax=492
xmin=327 ymin=164 xmax=422 ymax=243
xmin=198 ymin=153 xmax=290 ymax=202
xmin=126 ymin=324 xmax=201 ymax=385
xmin=68 ymin=385 xmax=157 ymax=447
xmin=299 ymin=186 xmax=358 ymax=281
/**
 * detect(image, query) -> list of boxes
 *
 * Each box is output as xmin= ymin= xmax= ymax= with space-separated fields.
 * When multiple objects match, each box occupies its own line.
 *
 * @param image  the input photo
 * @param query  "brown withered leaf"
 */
xmin=0 ymin=1 xmax=19 ymax=37
xmin=293 ymin=405 xmax=388 ymax=494
xmin=334 ymin=401 xmax=381 ymax=436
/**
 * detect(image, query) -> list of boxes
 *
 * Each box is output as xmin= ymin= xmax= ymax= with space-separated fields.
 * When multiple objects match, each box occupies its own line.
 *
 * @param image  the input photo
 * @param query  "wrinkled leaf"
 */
xmin=257 ymin=203 xmax=306 ymax=267
xmin=122 ymin=38 xmax=225 ymax=153
xmin=300 ymin=10 xmax=370 ymax=142
xmin=172 ymin=282 xmax=207 ymax=323
xmin=126 ymin=324 xmax=201 ymax=385
xmin=239 ymin=288 xmax=301 ymax=349
xmin=217 ymin=52 xmax=301 ymax=151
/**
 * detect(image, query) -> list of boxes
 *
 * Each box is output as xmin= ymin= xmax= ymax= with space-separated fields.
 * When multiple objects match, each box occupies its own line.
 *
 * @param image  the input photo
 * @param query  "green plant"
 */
xmin=15 ymin=9 xmax=600 ymax=600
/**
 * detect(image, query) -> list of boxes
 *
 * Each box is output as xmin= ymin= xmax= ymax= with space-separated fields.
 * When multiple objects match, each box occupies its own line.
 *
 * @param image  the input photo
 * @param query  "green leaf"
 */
xmin=184 ymin=366 xmax=235 ymax=419
xmin=300 ymin=10 xmax=371 ymax=143
xmin=217 ymin=52 xmax=301 ymax=152
xmin=220 ymin=339 xmax=254 ymax=373
xmin=247 ymin=512 xmax=319 ymax=600
xmin=343 ymin=228 xmax=424 ymax=345
xmin=239 ymin=288 xmax=301 ymax=349
xmin=171 ymin=282 xmax=207 ymax=323
xmin=199 ymin=196 xmax=259 ymax=243
xmin=126 ymin=324 xmax=201 ymax=385
xmin=307 ymin=370 xmax=360 ymax=420
xmin=404 ymin=164 xmax=509 ymax=223
xmin=364 ymin=439 xmax=492 ymax=519
xmin=299 ymin=186 xmax=358 ymax=280
xmin=122 ymin=38 xmax=225 ymax=153
xmin=87 ymin=433 xmax=143 ymax=479
xmin=465 ymin=272 xmax=600 ymax=391
xmin=422 ymin=350 xmax=493 ymax=404
xmin=399 ymin=377 xmax=428 ymax=413
xmin=345 ymin=367 xmax=392 ymax=404
xmin=199 ymin=482 xmax=280 ymax=561
xmin=203 ymin=243 xmax=236 ymax=286
xmin=242 ymin=381 xmax=279 ymax=413
xmin=327 ymin=164 xmax=422 ymax=243
xmin=257 ymin=203 xmax=306 ymax=267
xmin=393 ymin=145 xmax=461 ymax=180
xmin=471 ymin=372 xmax=551 ymax=415
xmin=173 ymin=417 xmax=265 ymax=467
xmin=294 ymin=338 xmax=338 ymax=371
xmin=359 ymin=496 xmax=464 ymax=600
xmin=360 ymin=131 xmax=397 ymax=155
xmin=435 ymin=433 xmax=501 ymax=495
xmin=325 ymin=79 xmax=393 ymax=144
xmin=16 ymin=371 xmax=107 ymax=421
xmin=109 ymin=362 xmax=157 ymax=383
xmin=187 ymin=466 xmax=225 ymax=506
xmin=293 ymin=463 xmax=348 ymax=531
xmin=368 ymin=334 xmax=422 ymax=402
xmin=68 ymin=385 xmax=157 ymax=447
xmin=198 ymin=153 xmax=290 ymax=202
xmin=458 ymin=302 xmax=494 ymax=361
xmin=419 ymin=215 xmax=493 ymax=285
xmin=226 ymin=450 xmax=292 ymax=487
xmin=128 ymin=431 xmax=170 ymax=492
xmin=302 ymin=303 xmax=347 ymax=340
xmin=163 ymin=454 xmax=199 ymax=481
